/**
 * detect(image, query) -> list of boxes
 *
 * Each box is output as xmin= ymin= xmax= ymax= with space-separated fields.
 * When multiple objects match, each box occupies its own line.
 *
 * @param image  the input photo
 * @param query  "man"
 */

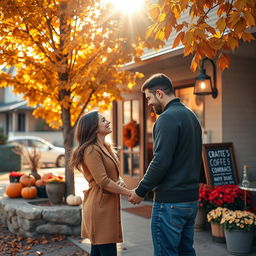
xmin=128 ymin=73 xmax=202 ymax=256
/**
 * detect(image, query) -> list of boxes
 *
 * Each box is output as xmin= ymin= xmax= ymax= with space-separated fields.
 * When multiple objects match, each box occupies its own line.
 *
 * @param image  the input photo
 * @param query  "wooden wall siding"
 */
xmin=222 ymin=55 xmax=256 ymax=179
xmin=203 ymin=61 xmax=223 ymax=143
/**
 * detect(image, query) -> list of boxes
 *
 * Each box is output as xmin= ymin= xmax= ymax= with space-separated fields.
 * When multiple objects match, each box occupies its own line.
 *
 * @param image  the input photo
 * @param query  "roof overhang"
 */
xmin=0 ymin=101 xmax=28 ymax=113
xmin=121 ymin=45 xmax=184 ymax=71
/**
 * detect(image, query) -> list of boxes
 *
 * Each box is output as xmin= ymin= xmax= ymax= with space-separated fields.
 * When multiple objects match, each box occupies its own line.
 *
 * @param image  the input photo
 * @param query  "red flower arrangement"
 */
xmin=9 ymin=171 xmax=25 ymax=183
xmin=9 ymin=171 xmax=24 ymax=177
xmin=198 ymin=183 xmax=213 ymax=212
xmin=209 ymin=184 xmax=252 ymax=210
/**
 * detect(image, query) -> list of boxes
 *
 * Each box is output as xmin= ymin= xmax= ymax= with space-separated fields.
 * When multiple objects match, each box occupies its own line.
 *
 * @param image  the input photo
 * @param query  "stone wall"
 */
xmin=0 ymin=197 xmax=81 ymax=238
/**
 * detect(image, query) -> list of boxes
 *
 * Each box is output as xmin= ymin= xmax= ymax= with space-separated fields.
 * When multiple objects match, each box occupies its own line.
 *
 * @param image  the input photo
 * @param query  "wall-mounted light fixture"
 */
xmin=194 ymin=57 xmax=218 ymax=98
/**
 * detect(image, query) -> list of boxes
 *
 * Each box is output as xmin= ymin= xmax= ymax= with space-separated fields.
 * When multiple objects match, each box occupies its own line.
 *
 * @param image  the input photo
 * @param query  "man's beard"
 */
xmin=152 ymin=99 xmax=163 ymax=115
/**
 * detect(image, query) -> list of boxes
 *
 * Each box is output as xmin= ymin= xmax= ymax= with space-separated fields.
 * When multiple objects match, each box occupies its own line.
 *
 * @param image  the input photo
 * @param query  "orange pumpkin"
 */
xmin=42 ymin=173 xmax=54 ymax=182
xmin=35 ymin=179 xmax=46 ymax=187
xmin=5 ymin=183 xmax=23 ymax=198
xmin=19 ymin=174 xmax=36 ymax=187
xmin=21 ymin=186 xmax=37 ymax=199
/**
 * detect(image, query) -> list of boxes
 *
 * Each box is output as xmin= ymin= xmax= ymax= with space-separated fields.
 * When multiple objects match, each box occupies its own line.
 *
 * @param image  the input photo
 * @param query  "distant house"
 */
xmin=0 ymin=66 xmax=63 ymax=146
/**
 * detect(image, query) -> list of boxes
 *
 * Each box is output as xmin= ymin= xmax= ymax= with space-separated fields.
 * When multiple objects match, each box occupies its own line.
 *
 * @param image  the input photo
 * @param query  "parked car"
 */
xmin=7 ymin=136 xmax=65 ymax=167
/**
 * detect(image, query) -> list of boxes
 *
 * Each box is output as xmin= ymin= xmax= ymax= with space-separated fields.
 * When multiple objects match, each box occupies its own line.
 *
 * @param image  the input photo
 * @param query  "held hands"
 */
xmin=116 ymin=179 xmax=131 ymax=197
xmin=116 ymin=179 xmax=144 ymax=204
xmin=128 ymin=189 xmax=144 ymax=205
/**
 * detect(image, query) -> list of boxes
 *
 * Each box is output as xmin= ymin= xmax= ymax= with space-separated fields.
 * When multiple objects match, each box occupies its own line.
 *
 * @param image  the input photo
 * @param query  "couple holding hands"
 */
xmin=70 ymin=74 xmax=202 ymax=256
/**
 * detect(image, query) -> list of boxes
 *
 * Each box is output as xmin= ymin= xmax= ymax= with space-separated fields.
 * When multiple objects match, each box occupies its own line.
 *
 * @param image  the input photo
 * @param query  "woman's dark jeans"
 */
xmin=90 ymin=243 xmax=117 ymax=256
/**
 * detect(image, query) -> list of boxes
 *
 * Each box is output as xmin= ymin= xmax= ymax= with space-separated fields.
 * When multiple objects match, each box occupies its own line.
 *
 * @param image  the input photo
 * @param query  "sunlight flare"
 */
xmin=107 ymin=0 xmax=145 ymax=14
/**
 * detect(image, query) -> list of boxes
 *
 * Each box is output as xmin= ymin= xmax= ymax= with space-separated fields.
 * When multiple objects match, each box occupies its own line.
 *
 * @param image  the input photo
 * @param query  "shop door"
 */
xmin=117 ymin=94 xmax=144 ymax=189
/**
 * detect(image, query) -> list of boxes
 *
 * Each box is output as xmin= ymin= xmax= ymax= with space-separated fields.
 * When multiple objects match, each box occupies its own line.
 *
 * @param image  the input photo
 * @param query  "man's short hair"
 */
xmin=141 ymin=73 xmax=174 ymax=95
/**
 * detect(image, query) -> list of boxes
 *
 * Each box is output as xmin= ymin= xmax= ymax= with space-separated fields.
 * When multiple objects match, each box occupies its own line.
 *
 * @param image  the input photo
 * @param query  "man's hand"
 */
xmin=128 ymin=189 xmax=144 ymax=205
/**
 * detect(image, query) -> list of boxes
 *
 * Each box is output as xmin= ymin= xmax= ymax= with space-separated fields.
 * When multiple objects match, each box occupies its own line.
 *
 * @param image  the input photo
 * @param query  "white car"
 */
xmin=8 ymin=136 xmax=65 ymax=167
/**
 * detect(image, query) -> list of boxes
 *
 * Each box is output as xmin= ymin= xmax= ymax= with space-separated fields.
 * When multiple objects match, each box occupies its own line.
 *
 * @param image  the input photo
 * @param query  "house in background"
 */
xmin=0 ymin=66 xmax=63 ymax=146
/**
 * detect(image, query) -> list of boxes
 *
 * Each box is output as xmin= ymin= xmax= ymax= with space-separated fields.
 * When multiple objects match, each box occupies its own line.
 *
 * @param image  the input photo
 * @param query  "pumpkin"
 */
xmin=66 ymin=194 xmax=82 ymax=206
xmin=35 ymin=179 xmax=46 ymax=187
xmin=42 ymin=173 xmax=54 ymax=182
xmin=19 ymin=174 xmax=36 ymax=187
xmin=21 ymin=186 xmax=37 ymax=199
xmin=5 ymin=183 xmax=23 ymax=198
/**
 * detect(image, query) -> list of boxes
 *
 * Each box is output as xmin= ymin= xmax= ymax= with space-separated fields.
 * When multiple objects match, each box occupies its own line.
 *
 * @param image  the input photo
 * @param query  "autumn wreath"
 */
xmin=123 ymin=120 xmax=140 ymax=148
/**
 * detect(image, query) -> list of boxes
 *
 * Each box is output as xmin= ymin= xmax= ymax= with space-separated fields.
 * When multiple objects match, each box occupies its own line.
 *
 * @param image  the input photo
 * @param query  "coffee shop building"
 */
xmin=110 ymin=38 xmax=256 ymax=189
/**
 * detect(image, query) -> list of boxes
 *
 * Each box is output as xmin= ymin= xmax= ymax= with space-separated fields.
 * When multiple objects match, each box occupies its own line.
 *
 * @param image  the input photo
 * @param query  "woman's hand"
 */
xmin=116 ymin=179 xmax=127 ymax=188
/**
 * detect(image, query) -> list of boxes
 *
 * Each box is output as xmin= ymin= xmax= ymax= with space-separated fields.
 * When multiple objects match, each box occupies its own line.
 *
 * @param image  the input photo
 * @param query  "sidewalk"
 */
xmin=70 ymin=197 xmax=256 ymax=256
xmin=1 ymin=170 xmax=256 ymax=256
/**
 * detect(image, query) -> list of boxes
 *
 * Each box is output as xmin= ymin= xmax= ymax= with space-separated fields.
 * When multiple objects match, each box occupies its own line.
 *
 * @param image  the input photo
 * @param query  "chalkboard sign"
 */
xmin=202 ymin=143 xmax=239 ymax=186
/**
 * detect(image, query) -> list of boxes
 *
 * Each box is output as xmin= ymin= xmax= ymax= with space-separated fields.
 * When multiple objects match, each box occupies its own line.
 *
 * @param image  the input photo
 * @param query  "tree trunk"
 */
xmin=61 ymin=113 xmax=75 ymax=196
xmin=59 ymin=1 xmax=74 ymax=196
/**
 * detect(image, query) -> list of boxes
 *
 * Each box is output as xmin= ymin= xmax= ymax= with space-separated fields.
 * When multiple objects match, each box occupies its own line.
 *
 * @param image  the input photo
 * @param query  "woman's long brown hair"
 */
xmin=70 ymin=111 xmax=99 ymax=172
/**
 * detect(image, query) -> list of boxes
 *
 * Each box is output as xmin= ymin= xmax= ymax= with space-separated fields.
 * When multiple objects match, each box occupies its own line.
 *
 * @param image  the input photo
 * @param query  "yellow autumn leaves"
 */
xmin=146 ymin=0 xmax=256 ymax=71
xmin=0 ymin=0 xmax=145 ymax=129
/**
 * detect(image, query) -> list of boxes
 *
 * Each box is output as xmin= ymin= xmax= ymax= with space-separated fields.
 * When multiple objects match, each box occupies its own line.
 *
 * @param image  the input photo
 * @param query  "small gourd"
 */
xmin=5 ymin=183 xmax=23 ymax=198
xmin=35 ymin=179 xmax=46 ymax=187
xmin=21 ymin=186 xmax=37 ymax=199
xmin=66 ymin=194 xmax=82 ymax=206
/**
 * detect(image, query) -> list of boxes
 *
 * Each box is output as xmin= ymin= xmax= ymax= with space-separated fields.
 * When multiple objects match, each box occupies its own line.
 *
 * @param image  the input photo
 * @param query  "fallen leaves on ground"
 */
xmin=0 ymin=223 xmax=88 ymax=256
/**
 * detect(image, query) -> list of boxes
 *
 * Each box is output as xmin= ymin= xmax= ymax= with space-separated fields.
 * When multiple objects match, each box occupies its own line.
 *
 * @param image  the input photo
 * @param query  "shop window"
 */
xmin=122 ymin=99 xmax=140 ymax=176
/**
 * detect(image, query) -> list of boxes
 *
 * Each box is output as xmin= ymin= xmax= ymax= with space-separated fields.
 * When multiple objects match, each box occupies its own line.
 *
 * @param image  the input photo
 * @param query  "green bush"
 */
xmin=0 ymin=127 xmax=8 ymax=145
xmin=0 ymin=145 xmax=21 ymax=172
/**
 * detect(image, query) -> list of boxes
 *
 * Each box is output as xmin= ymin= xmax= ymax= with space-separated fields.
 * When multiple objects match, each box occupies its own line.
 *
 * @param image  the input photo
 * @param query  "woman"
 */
xmin=70 ymin=111 xmax=131 ymax=256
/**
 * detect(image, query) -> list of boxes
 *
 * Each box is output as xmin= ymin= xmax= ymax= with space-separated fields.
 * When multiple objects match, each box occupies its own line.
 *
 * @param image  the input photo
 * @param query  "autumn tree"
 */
xmin=0 ymin=0 xmax=146 ymax=195
xmin=146 ymin=0 xmax=256 ymax=71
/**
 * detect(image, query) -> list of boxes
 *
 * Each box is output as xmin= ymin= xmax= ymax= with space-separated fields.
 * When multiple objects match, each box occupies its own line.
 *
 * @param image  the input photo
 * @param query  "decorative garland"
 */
xmin=123 ymin=120 xmax=140 ymax=148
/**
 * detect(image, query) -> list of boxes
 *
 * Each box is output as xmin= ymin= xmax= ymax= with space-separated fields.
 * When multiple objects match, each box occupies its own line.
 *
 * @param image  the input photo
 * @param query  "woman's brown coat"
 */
xmin=81 ymin=143 xmax=123 ymax=245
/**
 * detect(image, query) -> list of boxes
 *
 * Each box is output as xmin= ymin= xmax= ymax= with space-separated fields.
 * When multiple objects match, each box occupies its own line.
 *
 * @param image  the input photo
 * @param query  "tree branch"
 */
xmin=73 ymin=89 xmax=95 ymax=128
xmin=198 ymin=3 xmax=219 ymax=24
xmin=220 ymin=0 xmax=234 ymax=38
xmin=35 ymin=0 xmax=58 ymax=50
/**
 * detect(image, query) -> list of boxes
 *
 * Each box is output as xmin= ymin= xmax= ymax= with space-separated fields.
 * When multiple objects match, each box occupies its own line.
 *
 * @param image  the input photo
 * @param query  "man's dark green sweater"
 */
xmin=135 ymin=98 xmax=202 ymax=203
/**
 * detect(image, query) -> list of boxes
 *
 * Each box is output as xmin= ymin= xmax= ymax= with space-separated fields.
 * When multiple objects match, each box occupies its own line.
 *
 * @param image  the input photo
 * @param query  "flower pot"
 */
xmin=224 ymin=229 xmax=254 ymax=255
xmin=37 ymin=186 xmax=48 ymax=198
xmin=46 ymin=183 xmax=65 ymax=205
xmin=9 ymin=176 xmax=21 ymax=183
xmin=210 ymin=223 xmax=225 ymax=243
xmin=195 ymin=207 xmax=207 ymax=231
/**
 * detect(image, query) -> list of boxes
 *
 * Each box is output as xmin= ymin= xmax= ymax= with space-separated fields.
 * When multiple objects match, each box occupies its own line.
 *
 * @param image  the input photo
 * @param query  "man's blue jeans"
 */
xmin=151 ymin=200 xmax=198 ymax=256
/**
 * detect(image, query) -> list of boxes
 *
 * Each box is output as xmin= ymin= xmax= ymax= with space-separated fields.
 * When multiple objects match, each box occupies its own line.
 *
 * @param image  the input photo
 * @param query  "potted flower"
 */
xmin=220 ymin=209 xmax=256 ymax=255
xmin=9 ymin=171 xmax=24 ymax=183
xmin=45 ymin=174 xmax=65 ymax=205
xmin=195 ymin=183 xmax=213 ymax=231
xmin=207 ymin=207 xmax=229 ymax=243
